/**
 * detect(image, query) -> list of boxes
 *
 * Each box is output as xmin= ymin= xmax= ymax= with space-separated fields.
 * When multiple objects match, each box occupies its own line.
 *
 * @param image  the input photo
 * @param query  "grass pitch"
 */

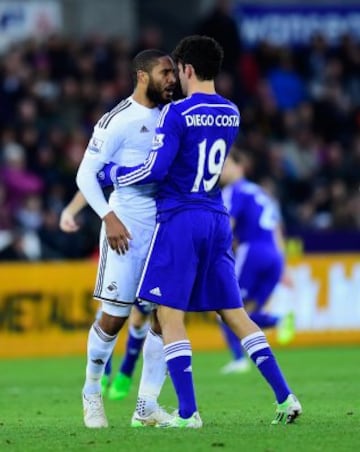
xmin=1 ymin=346 xmax=359 ymax=451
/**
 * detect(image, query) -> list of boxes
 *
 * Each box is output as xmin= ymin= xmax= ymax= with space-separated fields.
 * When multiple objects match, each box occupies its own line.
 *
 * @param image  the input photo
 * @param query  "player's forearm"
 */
xmin=65 ymin=191 xmax=88 ymax=216
xmin=76 ymin=158 xmax=112 ymax=219
xmin=115 ymin=151 xmax=168 ymax=187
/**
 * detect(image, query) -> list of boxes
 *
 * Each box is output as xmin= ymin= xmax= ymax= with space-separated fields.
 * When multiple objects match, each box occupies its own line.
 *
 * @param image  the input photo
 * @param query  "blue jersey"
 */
xmin=222 ymin=179 xmax=281 ymax=245
xmin=223 ymin=179 xmax=284 ymax=307
xmin=116 ymin=93 xmax=240 ymax=220
xmin=114 ymin=92 xmax=242 ymax=312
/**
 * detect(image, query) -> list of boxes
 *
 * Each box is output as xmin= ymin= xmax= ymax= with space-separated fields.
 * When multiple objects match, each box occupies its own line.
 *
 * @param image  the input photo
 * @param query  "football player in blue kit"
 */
xmin=110 ymin=35 xmax=302 ymax=428
xmin=219 ymin=152 xmax=295 ymax=374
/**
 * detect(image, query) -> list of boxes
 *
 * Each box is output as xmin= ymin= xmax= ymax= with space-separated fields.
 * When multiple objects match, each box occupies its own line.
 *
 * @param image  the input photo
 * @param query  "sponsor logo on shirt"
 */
xmin=88 ymin=136 xmax=104 ymax=154
xmin=152 ymin=133 xmax=164 ymax=150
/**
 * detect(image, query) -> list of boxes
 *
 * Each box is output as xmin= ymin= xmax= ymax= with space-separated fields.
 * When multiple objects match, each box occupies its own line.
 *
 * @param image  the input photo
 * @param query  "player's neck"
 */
xmin=187 ymin=80 xmax=216 ymax=96
xmin=132 ymin=90 xmax=156 ymax=109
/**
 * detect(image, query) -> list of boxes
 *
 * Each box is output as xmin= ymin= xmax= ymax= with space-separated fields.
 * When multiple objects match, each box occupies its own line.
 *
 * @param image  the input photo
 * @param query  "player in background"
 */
xmin=59 ymin=191 xmax=150 ymax=400
xmin=75 ymin=49 xmax=177 ymax=428
xmin=218 ymin=151 xmax=295 ymax=374
xmin=111 ymin=35 xmax=302 ymax=427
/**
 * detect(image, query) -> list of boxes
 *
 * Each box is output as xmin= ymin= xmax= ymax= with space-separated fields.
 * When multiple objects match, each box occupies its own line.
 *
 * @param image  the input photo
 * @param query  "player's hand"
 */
xmin=59 ymin=208 xmax=80 ymax=232
xmin=103 ymin=211 xmax=132 ymax=255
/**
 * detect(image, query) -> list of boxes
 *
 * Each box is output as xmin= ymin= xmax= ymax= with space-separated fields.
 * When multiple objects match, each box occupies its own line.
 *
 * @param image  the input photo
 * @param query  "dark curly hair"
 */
xmin=172 ymin=35 xmax=224 ymax=81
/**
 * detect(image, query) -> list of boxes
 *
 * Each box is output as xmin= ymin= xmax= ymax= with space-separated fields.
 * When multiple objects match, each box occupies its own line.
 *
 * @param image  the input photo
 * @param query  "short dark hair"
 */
xmin=172 ymin=35 xmax=224 ymax=81
xmin=132 ymin=49 xmax=167 ymax=85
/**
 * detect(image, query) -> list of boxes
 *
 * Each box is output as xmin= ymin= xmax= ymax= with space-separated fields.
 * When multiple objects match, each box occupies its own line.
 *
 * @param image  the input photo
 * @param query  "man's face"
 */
xmin=146 ymin=56 xmax=177 ymax=105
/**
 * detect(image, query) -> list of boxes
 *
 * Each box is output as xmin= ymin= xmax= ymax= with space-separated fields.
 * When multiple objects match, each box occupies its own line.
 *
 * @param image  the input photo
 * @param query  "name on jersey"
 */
xmin=88 ymin=136 xmax=104 ymax=154
xmin=185 ymin=114 xmax=239 ymax=127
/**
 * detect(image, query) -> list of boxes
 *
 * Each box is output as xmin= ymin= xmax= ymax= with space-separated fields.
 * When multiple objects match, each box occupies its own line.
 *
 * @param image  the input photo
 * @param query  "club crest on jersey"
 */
xmin=88 ymin=136 xmax=104 ymax=154
xmin=152 ymin=133 xmax=164 ymax=150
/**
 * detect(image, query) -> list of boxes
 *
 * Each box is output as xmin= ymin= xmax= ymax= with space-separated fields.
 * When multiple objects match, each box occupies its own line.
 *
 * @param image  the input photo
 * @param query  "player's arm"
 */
xmin=222 ymin=185 xmax=236 ymax=250
xmin=76 ymin=124 xmax=132 ymax=254
xmin=59 ymin=191 xmax=87 ymax=232
xmin=222 ymin=184 xmax=244 ymax=250
xmin=220 ymin=153 xmax=242 ymax=187
xmin=61 ymin=165 xmax=115 ymax=232
xmin=115 ymin=104 xmax=182 ymax=187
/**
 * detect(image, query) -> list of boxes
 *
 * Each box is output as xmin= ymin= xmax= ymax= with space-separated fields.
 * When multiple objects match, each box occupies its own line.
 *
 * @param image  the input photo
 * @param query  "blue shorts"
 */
xmin=137 ymin=209 xmax=243 ymax=312
xmin=235 ymin=242 xmax=284 ymax=309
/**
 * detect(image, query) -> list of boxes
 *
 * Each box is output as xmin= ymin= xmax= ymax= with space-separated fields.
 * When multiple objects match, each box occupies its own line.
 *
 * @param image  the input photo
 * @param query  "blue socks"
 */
xmin=219 ymin=313 xmax=279 ymax=362
xmin=241 ymin=331 xmax=291 ymax=403
xmin=120 ymin=323 xmax=149 ymax=376
xmin=164 ymin=340 xmax=197 ymax=419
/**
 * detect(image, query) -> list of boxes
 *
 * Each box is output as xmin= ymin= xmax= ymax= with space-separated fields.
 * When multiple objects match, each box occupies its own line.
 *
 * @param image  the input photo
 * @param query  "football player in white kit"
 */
xmin=59 ymin=191 xmax=150 ymax=401
xmin=76 ymin=49 xmax=177 ymax=428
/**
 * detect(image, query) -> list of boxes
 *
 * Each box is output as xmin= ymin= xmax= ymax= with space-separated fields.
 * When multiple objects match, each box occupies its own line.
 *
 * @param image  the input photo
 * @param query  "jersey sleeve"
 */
xmin=76 ymin=120 xmax=125 ymax=219
xmin=84 ymin=119 xmax=125 ymax=163
xmin=115 ymin=103 xmax=183 ymax=186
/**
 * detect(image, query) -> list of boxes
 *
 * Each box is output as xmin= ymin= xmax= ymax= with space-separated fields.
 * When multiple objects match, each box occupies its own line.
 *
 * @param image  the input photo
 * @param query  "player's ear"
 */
xmin=184 ymin=64 xmax=194 ymax=79
xmin=137 ymin=70 xmax=149 ymax=85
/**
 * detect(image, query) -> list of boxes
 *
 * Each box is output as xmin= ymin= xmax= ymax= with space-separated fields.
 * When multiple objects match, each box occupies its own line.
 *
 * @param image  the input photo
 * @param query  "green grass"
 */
xmin=1 ymin=347 xmax=359 ymax=451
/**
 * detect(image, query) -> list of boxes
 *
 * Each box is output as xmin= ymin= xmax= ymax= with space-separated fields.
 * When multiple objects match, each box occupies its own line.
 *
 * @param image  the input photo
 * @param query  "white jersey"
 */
xmin=76 ymin=96 xmax=162 ymax=310
xmin=76 ymin=96 xmax=160 ymax=221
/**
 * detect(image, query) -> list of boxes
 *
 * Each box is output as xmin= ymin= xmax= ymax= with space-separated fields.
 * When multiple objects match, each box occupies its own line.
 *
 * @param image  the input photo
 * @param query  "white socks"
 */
xmin=83 ymin=321 xmax=118 ymax=394
xmin=136 ymin=329 xmax=167 ymax=416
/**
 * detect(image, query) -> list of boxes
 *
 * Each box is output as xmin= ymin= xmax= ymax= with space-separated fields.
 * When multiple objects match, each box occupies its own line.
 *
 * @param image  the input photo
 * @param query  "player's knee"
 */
xmin=98 ymin=312 xmax=127 ymax=336
xmin=130 ymin=321 xmax=149 ymax=337
xmin=150 ymin=310 xmax=162 ymax=334
xmin=130 ymin=309 xmax=148 ymax=328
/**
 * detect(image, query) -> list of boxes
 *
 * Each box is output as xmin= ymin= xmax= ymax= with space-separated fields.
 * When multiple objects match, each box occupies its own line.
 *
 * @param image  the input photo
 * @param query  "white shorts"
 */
xmin=93 ymin=212 xmax=155 ymax=317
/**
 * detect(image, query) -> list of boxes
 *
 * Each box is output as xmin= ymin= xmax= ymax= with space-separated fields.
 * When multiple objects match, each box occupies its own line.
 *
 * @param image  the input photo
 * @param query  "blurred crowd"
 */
xmin=0 ymin=2 xmax=359 ymax=260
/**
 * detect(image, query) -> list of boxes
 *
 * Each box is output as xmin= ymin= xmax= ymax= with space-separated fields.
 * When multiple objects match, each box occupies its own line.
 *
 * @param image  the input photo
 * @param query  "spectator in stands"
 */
xmin=266 ymin=49 xmax=306 ymax=111
xmin=194 ymin=0 xmax=242 ymax=75
xmin=0 ymin=142 xmax=44 ymax=215
xmin=0 ymin=28 xmax=359 ymax=260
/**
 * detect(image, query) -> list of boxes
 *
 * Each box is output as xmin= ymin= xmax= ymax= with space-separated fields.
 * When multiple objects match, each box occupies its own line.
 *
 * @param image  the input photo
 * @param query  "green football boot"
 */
xmin=108 ymin=372 xmax=132 ymax=401
xmin=272 ymin=394 xmax=302 ymax=425
xmin=100 ymin=374 xmax=110 ymax=397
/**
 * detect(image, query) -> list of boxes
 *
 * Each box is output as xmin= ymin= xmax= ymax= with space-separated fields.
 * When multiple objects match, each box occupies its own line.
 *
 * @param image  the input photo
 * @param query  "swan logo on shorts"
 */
xmin=105 ymin=281 xmax=117 ymax=295
xmin=88 ymin=136 xmax=104 ymax=154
